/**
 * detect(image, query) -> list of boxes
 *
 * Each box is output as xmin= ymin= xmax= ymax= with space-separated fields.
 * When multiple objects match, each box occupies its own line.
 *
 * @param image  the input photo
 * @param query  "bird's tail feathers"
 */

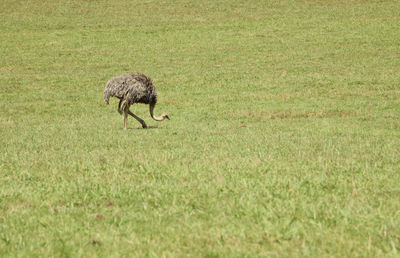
xmin=104 ymin=93 xmax=110 ymax=105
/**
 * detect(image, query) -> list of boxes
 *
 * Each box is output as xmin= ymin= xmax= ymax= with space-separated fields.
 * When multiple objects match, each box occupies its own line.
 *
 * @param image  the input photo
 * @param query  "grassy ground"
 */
xmin=1 ymin=0 xmax=399 ymax=256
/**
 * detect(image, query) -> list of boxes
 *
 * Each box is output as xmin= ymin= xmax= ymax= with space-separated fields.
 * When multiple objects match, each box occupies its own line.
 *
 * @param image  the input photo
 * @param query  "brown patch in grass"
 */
xmin=104 ymin=201 xmax=114 ymax=207
xmin=50 ymin=205 xmax=58 ymax=213
xmin=95 ymin=214 xmax=104 ymax=220
xmin=90 ymin=239 xmax=101 ymax=245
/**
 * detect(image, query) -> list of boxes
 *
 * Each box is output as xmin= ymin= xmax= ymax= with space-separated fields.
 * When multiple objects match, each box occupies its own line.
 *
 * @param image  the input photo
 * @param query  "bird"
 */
xmin=104 ymin=73 xmax=169 ymax=130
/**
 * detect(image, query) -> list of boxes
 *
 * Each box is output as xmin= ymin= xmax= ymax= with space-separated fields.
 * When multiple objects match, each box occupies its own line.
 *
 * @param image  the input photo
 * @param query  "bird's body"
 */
xmin=104 ymin=73 xmax=169 ymax=130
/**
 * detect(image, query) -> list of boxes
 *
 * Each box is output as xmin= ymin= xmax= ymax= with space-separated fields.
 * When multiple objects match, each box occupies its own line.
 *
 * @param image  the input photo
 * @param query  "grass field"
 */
xmin=1 ymin=0 xmax=400 ymax=256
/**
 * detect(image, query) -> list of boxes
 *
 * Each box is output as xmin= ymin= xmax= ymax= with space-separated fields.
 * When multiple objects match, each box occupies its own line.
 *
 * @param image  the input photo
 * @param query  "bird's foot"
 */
xmin=142 ymin=124 xmax=148 ymax=129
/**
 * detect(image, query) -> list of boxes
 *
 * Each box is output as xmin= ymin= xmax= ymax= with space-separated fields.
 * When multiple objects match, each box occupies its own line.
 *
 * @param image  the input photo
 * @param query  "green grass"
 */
xmin=1 ymin=0 xmax=399 ymax=256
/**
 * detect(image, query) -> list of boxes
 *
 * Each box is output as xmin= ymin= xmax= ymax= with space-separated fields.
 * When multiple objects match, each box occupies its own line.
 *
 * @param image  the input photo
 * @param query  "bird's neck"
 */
xmin=149 ymin=103 xmax=166 ymax=121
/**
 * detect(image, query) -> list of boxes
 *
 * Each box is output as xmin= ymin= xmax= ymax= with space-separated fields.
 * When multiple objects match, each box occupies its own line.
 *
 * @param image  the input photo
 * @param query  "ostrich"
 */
xmin=104 ymin=73 xmax=169 ymax=130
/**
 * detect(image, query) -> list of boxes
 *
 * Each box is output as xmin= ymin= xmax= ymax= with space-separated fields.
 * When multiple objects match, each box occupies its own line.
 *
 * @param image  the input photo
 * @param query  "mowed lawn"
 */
xmin=1 ymin=0 xmax=399 ymax=256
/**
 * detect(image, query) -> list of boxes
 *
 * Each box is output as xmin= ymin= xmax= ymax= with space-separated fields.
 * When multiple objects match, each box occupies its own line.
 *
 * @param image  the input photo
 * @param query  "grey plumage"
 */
xmin=104 ymin=73 xmax=169 ymax=130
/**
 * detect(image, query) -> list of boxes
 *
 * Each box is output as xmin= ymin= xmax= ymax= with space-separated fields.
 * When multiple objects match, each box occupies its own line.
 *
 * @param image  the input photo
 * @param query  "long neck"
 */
xmin=149 ymin=103 xmax=166 ymax=121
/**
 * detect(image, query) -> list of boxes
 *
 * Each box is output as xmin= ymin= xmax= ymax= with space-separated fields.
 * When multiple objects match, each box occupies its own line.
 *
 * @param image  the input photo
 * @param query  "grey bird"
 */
xmin=104 ymin=73 xmax=170 ymax=130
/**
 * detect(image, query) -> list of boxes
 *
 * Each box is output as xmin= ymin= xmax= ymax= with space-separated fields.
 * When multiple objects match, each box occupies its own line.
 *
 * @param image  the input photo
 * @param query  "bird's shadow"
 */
xmin=128 ymin=125 xmax=160 ymax=130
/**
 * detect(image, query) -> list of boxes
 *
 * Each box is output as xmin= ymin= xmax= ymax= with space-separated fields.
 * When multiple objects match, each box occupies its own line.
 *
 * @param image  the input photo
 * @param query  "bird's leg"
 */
xmin=124 ymin=111 xmax=128 ymax=130
xmin=127 ymin=109 xmax=147 ymax=129
xmin=118 ymin=99 xmax=123 ymax=114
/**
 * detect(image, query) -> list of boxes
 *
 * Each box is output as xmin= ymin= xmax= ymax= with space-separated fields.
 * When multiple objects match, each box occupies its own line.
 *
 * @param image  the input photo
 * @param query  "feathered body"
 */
xmin=104 ymin=73 xmax=169 ymax=130
xmin=104 ymin=73 xmax=157 ymax=113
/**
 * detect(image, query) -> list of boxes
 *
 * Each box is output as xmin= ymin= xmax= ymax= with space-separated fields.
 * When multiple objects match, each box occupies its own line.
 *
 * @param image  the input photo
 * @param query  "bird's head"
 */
xmin=162 ymin=113 xmax=170 ymax=120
